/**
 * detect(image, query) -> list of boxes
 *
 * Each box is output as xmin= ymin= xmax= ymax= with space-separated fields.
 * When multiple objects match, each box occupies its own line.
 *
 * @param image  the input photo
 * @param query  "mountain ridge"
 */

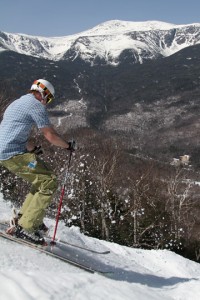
xmin=1 ymin=20 xmax=200 ymax=64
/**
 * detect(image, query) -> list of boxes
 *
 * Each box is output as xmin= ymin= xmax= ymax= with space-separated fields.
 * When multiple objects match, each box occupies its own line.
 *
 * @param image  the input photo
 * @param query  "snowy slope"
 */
xmin=0 ymin=192 xmax=200 ymax=300
xmin=1 ymin=20 xmax=200 ymax=64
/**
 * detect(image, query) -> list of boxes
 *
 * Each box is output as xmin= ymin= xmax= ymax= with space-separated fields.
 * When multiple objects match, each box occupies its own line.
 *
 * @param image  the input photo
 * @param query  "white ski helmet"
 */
xmin=30 ymin=79 xmax=55 ymax=103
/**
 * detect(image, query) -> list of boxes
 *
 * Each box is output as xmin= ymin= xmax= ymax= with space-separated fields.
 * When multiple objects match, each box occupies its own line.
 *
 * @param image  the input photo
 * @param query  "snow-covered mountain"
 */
xmin=1 ymin=20 xmax=200 ymax=65
xmin=1 ymin=20 xmax=200 ymax=162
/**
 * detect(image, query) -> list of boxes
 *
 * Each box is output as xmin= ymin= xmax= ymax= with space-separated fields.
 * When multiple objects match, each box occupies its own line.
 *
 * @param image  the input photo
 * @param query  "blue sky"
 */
xmin=1 ymin=0 xmax=200 ymax=36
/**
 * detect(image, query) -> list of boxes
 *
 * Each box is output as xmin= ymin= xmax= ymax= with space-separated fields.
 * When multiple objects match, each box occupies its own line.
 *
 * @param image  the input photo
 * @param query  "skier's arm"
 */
xmin=40 ymin=126 xmax=69 ymax=149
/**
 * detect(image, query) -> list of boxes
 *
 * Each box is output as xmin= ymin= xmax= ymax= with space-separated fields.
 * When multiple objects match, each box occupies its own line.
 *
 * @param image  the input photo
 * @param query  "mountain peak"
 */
xmin=86 ymin=20 xmax=177 ymax=35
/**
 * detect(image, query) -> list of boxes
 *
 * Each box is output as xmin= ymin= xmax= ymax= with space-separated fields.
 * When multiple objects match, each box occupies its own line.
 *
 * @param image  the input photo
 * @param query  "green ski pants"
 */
xmin=0 ymin=153 xmax=58 ymax=231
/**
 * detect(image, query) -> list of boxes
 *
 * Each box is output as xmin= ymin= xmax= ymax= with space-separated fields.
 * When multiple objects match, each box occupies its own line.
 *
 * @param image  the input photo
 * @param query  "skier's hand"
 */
xmin=30 ymin=145 xmax=43 ymax=155
xmin=67 ymin=140 xmax=76 ymax=152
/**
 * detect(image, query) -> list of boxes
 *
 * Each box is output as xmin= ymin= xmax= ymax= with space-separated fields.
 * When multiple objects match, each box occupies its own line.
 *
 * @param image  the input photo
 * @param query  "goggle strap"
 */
xmin=33 ymin=80 xmax=51 ymax=96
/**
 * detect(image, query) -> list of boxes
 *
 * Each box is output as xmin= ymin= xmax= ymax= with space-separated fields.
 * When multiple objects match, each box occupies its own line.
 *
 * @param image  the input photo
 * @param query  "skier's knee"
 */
xmin=40 ymin=174 xmax=58 ymax=195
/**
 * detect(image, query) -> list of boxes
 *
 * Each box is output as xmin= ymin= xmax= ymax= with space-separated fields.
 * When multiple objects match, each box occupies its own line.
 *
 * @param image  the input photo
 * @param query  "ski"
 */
xmin=0 ymin=230 xmax=95 ymax=273
xmin=0 ymin=221 xmax=110 ymax=255
xmin=0 ymin=222 xmax=113 ymax=275
xmin=52 ymin=238 xmax=110 ymax=255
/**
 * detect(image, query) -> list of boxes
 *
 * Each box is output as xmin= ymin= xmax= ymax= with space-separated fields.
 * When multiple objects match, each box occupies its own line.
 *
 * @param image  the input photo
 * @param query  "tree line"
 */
xmin=0 ymin=124 xmax=200 ymax=262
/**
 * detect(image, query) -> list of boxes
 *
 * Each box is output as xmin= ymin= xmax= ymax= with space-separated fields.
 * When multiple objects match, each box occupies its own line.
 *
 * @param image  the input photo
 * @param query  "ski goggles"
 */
xmin=44 ymin=93 xmax=54 ymax=104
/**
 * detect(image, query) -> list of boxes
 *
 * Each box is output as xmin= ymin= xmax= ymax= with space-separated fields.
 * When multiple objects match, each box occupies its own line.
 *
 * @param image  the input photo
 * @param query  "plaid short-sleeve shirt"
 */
xmin=0 ymin=94 xmax=51 ymax=160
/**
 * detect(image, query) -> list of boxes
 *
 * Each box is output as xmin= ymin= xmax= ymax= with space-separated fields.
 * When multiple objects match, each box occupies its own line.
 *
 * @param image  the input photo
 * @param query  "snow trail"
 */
xmin=0 ymin=193 xmax=200 ymax=300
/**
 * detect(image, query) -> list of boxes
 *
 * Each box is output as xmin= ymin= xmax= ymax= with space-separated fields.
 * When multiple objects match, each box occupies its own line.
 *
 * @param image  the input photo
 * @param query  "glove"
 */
xmin=30 ymin=145 xmax=43 ymax=155
xmin=67 ymin=140 xmax=76 ymax=152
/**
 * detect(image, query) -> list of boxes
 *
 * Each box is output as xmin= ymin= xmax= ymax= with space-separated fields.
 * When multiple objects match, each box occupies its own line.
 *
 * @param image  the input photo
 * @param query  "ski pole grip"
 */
xmin=67 ymin=139 xmax=76 ymax=152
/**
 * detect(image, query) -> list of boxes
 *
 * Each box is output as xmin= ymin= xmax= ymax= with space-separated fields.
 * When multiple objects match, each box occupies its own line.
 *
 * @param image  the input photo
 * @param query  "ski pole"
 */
xmin=51 ymin=144 xmax=74 ymax=245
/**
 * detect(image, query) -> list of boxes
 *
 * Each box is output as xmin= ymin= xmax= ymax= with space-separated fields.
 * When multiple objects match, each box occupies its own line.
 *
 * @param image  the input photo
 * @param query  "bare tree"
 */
xmin=166 ymin=167 xmax=194 ymax=241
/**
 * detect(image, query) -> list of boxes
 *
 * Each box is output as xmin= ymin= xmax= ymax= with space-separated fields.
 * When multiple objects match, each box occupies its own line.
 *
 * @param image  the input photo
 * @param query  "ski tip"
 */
xmin=103 ymin=251 xmax=111 ymax=254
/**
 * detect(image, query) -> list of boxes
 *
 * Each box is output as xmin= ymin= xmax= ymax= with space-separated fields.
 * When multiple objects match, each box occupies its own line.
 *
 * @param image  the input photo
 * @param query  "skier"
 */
xmin=0 ymin=79 xmax=75 ymax=245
